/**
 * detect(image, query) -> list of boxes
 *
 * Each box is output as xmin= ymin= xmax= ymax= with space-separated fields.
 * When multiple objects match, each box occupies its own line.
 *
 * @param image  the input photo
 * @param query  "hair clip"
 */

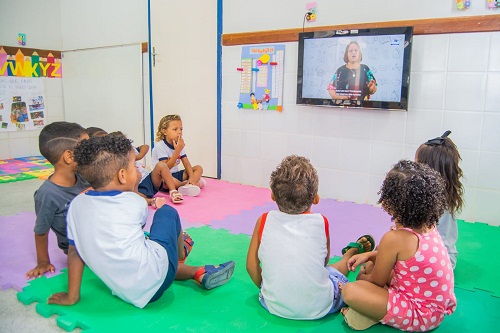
xmin=425 ymin=130 xmax=451 ymax=146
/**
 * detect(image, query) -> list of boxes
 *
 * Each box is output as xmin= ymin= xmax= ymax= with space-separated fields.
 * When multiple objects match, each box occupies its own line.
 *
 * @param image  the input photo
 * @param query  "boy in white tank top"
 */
xmin=246 ymin=155 xmax=375 ymax=320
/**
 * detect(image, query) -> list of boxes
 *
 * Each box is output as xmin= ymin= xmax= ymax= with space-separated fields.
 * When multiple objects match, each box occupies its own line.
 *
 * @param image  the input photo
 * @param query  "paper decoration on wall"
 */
xmin=0 ymin=77 xmax=47 ymax=132
xmin=487 ymin=0 xmax=500 ymax=8
xmin=0 ymin=46 xmax=62 ymax=78
xmin=456 ymin=0 xmax=471 ymax=10
xmin=18 ymin=34 xmax=26 ymax=46
xmin=237 ymin=44 xmax=285 ymax=111
xmin=306 ymin=2 xmax=317 ymax=22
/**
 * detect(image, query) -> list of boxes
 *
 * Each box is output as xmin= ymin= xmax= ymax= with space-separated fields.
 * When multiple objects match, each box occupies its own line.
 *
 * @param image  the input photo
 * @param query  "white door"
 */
xmin=63 ymin=44 xmax=145 ymax=144
xmin=150 ymin=1 xmax=218 ymax=178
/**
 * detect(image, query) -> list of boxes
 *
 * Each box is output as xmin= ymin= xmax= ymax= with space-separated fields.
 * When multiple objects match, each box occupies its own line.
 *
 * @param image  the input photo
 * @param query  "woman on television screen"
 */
xmin=327 ymin=41 xmax=377 ymax=102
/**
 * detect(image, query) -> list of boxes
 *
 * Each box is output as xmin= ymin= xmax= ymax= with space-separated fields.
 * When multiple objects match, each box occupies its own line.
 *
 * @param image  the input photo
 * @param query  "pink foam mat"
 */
xmin=0 ymin=212 xmax=67 ymax=291
xmin=151 ymin=178 xmax=273 ymax=224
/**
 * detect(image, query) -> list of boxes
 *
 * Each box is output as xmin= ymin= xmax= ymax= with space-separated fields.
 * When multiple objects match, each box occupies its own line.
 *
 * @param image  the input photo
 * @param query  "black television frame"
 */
xmin=296 ymin=26 xmax=413 ymax=111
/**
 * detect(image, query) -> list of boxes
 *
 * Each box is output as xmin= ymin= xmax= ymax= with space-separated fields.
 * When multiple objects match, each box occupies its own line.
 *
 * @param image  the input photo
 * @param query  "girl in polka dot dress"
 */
xmin=340 ymin=160 xmax=457 ymax=331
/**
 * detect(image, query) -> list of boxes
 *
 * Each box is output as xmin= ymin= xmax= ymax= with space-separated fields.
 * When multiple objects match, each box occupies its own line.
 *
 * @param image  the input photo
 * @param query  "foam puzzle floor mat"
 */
xmin=16 ymin=226 xmax=499 ymax=332
xmin=0 ymin=156 xmax=53 ymax=183
xmin=454 ymin=220 xmax=500 ymax=297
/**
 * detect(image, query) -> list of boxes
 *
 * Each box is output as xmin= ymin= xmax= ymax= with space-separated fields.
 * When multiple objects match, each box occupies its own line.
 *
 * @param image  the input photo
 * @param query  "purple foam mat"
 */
xmin=208 ymin=198 xmax=393 ymax=257
xmin=314 ymin=199 xmax=393 ymax=256
xmin=0 ymin=212 xmax=67 ymax=291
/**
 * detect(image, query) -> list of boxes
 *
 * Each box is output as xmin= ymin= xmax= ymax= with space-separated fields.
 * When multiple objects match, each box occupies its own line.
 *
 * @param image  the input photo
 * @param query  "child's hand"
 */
xmin=25 ymin=263 xmax=55 ymax=279
xmin=347 ymin=253 xmax=369 ymax=272
xmin=47 ymin=292 xmax=79 ymax=306
xmin=173 ymin=135 xmax=185 ymax=151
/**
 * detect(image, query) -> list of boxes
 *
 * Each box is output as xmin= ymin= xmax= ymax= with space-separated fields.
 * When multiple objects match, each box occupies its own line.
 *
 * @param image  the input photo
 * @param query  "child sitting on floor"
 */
xmin=415 ymin=130 xmax=464 ymax=269
xmin=151 ymin=114 xmax=205 ymax=200
xmin=340 ymin=160 xmax=456 ymax=331
xmin=246 ymin=155 xmax=375 ymax=320
xmin=108 ymin=131 xmax=181 ymax=205
xmin=48 ymin=135 xmax=234 ymax=308
xmin=25 ymin=122 xmax=91 ymax=279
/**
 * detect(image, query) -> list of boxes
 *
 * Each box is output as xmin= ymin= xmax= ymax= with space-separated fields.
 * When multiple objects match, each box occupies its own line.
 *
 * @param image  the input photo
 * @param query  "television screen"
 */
xmin=297 ymin=27 xmax=413 ymax=110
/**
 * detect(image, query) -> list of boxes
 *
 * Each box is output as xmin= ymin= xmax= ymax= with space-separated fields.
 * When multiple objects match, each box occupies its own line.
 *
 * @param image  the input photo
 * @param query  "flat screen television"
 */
xmin=297 ymin=26 xmax=413 ymax=110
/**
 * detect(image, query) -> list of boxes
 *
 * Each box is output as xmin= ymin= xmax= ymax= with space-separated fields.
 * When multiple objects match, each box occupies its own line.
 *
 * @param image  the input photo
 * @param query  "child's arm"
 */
xmin=246 ymin=217 xmax=263 ymax=288
xmin=347 ymin=251 xmax=377 ymax=273
xmin=359 ymin=232 xmax=399 ymax=287
xmin=162 ymin=136 xmax=185 ymax=170
xmin=47 ymin=245 xmax=84 ymax=305
xmin=325 ymin=233 xmax=331 ymax=266
xmin=135 ymin=145 xmax=149 ymax=161
xmin=25 ymin=232 xmax=54 ymax=278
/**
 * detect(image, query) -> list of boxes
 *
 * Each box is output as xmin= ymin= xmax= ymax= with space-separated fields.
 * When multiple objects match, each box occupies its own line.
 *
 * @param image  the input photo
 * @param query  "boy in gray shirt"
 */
xmin=25 ymin=122 xmax=90 ymax=279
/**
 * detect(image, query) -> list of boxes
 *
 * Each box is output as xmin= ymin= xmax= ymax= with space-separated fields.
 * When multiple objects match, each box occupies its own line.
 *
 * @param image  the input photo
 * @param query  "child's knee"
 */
xmin=341 ymin=282 xmax=355 ymax=304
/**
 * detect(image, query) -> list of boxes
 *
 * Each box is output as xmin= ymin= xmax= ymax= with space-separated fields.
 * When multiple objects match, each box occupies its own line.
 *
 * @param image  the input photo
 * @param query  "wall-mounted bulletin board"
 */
xmin=237 ymin=44 xmax=285 ymax=112
xmin=0 ymin=46 xmax=62 ymax=132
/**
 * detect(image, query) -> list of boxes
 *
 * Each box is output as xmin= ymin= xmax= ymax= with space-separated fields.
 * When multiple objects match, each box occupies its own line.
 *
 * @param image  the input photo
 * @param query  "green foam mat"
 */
xmin=16 ymin=226 xmax=497 ymax=332
xmin=455 ymin=220 xmax=500 ymax=297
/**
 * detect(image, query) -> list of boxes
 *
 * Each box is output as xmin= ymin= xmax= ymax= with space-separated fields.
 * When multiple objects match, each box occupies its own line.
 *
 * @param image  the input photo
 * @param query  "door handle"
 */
xmin=151 ymin=47 xmax=157 ymax=67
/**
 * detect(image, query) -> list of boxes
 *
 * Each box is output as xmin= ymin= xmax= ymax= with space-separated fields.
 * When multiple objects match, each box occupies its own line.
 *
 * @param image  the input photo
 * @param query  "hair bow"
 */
xmin=425 ymin=130 xmax=451 ymax=146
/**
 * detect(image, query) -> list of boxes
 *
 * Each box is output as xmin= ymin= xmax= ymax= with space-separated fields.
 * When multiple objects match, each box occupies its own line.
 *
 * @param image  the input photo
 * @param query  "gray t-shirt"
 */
xmin=437 ymin=210 xmax=458 ymax=269
xmin=34 ymin=174 xmax=90 ymax=252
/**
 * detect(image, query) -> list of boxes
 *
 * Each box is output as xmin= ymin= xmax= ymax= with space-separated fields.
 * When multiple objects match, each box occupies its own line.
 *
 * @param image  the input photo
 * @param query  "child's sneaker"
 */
xmin=194 ymin=261 xmax=235 ymax=289
xmin=178 ymin=184 xmax=201 ymax=197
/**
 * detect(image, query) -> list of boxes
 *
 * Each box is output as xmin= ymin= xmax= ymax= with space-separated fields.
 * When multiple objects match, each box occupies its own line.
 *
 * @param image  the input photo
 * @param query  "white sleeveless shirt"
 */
xmin=258 ymin=210 xmax=333 ymax=319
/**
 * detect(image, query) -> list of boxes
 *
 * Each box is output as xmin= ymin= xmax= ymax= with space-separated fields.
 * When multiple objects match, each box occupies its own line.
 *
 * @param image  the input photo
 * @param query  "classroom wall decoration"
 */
xmin=237 ymin=44 xmax=285 ymax=112
xmin=0 ymin=77 xmax=46 ymax=132
xmin=0 ymin=46 xmax=62 ymax=78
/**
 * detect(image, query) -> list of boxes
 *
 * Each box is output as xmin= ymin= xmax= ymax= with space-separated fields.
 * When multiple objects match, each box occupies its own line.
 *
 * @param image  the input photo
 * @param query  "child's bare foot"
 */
xmin=151 ymin=197 xmax=166 ymax=209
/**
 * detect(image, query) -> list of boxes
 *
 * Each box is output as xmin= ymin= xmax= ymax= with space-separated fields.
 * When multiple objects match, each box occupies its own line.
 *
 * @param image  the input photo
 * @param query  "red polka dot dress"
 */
xmin=381 ymin=228 xmax=457 ymax=332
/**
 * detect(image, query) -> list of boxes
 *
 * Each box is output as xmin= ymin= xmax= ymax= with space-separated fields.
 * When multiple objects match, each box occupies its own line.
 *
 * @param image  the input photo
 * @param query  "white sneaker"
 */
xmin=197 ymin=177 xmax=206 ymax=189
xmin=178 ymin=184 xmax=201 ymax=197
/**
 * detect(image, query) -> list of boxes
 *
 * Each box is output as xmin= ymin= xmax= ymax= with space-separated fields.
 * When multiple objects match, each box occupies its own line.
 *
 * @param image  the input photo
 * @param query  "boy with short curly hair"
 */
xmin=246 ymin=155 xmax=374 ymax=320
xmin=48 ymin=135 xmax=234 ymax=308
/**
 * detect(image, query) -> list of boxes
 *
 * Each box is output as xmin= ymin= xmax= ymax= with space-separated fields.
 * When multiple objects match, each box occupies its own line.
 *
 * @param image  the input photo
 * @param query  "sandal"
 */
xmin=341 ymin=307 xmax=378 ymax=330
xmin=179 ymin=232 xmax=194 ymax=263
xmin=341 ymin=234 xmax=376 ymax=255
xmin=170 ymin=190 xmax=183 ymax=204
xmin=193 ymin=261 xmax=235 ymax=290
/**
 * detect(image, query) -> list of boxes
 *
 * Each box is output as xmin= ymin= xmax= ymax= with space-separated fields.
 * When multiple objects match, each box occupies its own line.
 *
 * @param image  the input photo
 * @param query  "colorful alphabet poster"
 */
xmin=0 ymin=46 xmax=62 ymax=78
xmin=0 ymin=77 xmax=46 ymax=132
xmin=237 ymin=44 xmax=285 ymax=111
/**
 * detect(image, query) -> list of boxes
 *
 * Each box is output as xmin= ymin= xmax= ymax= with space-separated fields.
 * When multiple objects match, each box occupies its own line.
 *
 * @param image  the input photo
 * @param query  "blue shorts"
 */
xmin=148 ymin=205 xmax=182 ymax=303
xmin=172 ymin=170 xmax=184 ymax=182
xmin=138 ymin=173 xmax=159 ymax=198
xmin=259 ymin=266 xmax=349 ymax=316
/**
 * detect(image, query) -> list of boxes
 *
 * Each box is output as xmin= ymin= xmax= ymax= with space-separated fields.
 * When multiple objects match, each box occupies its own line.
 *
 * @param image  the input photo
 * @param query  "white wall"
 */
xmin=0 ymin=0 xmax=64 ymax=159
xmin=60 ymin=0 xmax=147 ymax=51
xmin=224 ymin=0 xmax=498 ymax=34
xmin=221 ymin=1 xmax=500 ymax=226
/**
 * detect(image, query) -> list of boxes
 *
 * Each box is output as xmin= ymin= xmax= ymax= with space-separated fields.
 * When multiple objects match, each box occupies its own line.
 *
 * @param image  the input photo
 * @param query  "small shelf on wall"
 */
xmin=222 ymin=14 xmax=500 ymax=46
